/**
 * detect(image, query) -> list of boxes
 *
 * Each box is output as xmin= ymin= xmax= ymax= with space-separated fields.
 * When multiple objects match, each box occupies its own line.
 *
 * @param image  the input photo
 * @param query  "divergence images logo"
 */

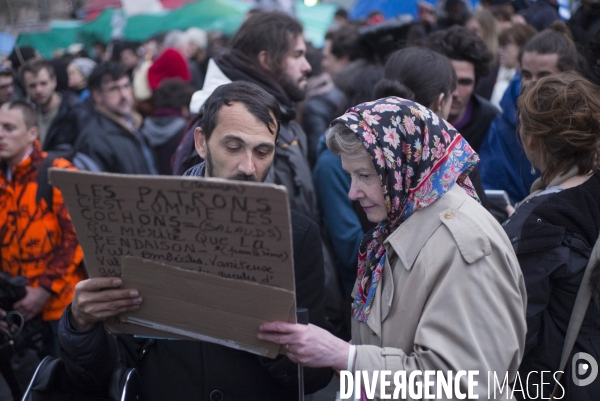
xmin=572 ymin=352 xmax=598 ymax=387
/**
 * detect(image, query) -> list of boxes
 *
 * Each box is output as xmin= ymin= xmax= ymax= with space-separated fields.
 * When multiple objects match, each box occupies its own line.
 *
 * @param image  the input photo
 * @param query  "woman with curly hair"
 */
xmin=503 ymin=73 xmax=600 ymax=400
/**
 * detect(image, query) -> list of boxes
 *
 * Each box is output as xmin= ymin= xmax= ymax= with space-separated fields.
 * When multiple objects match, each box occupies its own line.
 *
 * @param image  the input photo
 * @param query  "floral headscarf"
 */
xmin=331 ymin=97 xmax=480 ymax=322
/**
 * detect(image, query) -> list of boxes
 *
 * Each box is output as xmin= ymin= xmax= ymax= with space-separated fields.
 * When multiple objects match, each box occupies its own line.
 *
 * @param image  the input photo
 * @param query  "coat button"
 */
xmin=210 ymin=390 xmax=223 ymax=401
xmin=444 ymin=211 xmax=454 ymax=219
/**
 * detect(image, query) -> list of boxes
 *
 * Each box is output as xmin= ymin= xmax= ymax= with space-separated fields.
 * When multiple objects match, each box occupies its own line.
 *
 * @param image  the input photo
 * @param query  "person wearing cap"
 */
xmin=163 ymin=30 xmax=204 ymax=90
xmin=0 ymin=67 xmax=15 ymax=106
xmin=21 ymin=59 xmax=90 ymax=151
xmin=67 ymin=58 xmax=97 ymax=103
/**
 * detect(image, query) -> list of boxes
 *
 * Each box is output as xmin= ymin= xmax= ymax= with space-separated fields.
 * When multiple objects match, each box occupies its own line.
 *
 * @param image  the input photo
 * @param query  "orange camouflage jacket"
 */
xmin=0 ymin=141 xmax=85 ymax=321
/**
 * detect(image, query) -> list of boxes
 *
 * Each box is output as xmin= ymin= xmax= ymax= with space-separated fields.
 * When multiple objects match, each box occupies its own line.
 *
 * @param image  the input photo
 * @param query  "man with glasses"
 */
xmin=74 ymin=62 xmax=156 ymax=174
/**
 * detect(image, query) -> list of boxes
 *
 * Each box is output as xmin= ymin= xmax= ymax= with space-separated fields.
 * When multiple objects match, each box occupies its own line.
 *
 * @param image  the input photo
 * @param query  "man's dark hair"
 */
xmin=4 ymin=100 xmax=37 ymax=129
xmin=325 ymin=25 xmax=366 ymax=61
xmin=520 ymin=21 xmax=579 ymax=73
xmin=499 ymin=23 xmax=538 ymax=48
xmin=110 ymin=40 xmax=138 ymax=62
xmin=229 ymin=12 xmax=303 ymax=75
xmin=21 ymin=59 xmax=55 ymax=79
xmin=153 ymin=79 xmax=195 ymax=110
xmin=427 ymin=26 xmax=493 ymax=84
xmin=87 ymin=62 xmax=128 ymax=92
xmin=202 ymin=81 xmax=281 ymax=142
xmin=334 ymin=8 xmax=348 ymax=20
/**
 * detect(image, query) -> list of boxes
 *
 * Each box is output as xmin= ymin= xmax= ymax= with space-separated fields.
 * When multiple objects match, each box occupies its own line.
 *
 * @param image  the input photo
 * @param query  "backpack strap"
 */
xmin=551 ymin=232 xmax=600 ymax=399
xmin=36 ymin=152 xmax=63 ymax=211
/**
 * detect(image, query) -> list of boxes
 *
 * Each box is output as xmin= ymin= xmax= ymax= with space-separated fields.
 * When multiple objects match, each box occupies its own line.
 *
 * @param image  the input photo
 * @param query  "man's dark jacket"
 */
xmin=58 ymin=162 xmax=333 ymax=401
xmin=74 ymin=111 xmax=152 ymax=175
xmin=503 ymin=171 xmax=600 ymax=400
xmin=456 ymin=94 xmax=499 ymax=154
xmin=42 ymin=92 xmax=90 ymax=151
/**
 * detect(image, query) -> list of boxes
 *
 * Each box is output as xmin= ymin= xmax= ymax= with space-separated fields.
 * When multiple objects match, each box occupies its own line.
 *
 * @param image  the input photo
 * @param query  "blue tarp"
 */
xmin=350 ymin=0 xmax=479 ymax=20
xmin=0 ymin=32 xmax=16 ymax=55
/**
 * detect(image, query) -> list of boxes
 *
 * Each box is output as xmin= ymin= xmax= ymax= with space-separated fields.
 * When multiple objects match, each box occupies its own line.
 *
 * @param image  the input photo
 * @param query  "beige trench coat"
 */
xmin=351 ymin=184 xmax=527 ymax=400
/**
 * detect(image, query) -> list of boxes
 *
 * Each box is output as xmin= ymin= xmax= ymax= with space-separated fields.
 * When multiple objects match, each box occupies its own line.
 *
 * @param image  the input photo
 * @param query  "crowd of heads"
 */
xmin=0 ymin=2 xmax=597 ymax=192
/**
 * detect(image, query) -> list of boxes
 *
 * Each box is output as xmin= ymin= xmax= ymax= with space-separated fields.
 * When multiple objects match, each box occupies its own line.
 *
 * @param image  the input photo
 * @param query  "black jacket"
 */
xmin=503 ymin=171 xmax=600 ymax=400
xmin=75 ymin=112 xmax=153 ymax=175
xmin=457 ymin=94 xmax=499 ymax=153
xmin=43 ymin=93 xmax=90 ymax=151
xmin=302 ymin=87 xmax=345 ymax=169
xmin=58 ymin=163 xmax=333 ymax=400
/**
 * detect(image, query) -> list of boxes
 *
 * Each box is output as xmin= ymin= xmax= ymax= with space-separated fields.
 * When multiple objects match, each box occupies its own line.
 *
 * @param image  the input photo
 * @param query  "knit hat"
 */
xmin=147 ymin=48 xmax=191 ymax=90
xmin=71 ymin=58 xmax=97 ymax=79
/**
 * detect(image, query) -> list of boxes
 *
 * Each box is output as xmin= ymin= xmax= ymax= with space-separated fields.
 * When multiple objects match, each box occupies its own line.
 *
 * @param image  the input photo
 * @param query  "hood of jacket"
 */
xmin=141 ymin=115 xmax=187 ymax=147
xmin=189 ymin=51 xmax=297 ymax=121
xmin=499 ymin=73 xmax=521 ymax=130
xmin=189 ymin=59 xmax=232 ymax=114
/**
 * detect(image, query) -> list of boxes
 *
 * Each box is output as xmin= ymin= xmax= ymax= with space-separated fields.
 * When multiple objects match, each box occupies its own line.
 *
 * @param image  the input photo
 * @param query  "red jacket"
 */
xmin=0 ymin=141 xmax=85 ymax=321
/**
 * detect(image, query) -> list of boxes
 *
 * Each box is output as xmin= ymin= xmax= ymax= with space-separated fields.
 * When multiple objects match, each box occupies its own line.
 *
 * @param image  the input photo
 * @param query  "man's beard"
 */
xmin=279 ymin=73 xmax=307 ymax=102
xmin=205 ymin=147 xmax=270 ymax=182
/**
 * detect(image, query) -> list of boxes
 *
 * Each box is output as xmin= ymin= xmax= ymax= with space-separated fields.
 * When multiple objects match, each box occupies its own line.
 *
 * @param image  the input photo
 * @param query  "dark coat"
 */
xmin=74 ymin=112 xmax=153 ymax=175
xmin=58 ymin=163 xmax=333 ymax=400
xmin=457 ymin=94 xmax=499 ymax=153
xmin=502 ymin=171 xmax=600 ymax=401
xmin=302 ymin=87 xmax=345 ymax=169
xmin=43 ymin=93 xmax=90 ymax=152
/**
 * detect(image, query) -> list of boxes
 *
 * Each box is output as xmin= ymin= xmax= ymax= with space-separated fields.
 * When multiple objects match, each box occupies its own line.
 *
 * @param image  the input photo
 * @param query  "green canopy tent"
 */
xmin=17 ymin=0 xmax=335 ymax=58
xmin=16 ymin=20 xmax=83 ymax=58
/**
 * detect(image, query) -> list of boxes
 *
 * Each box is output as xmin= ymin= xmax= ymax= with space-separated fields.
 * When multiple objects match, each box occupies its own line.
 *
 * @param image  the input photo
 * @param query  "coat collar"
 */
xmin=384 ymin=184 xmax=468 ymax=271
xmin=1 ymin=140 xmax=43 ymax=181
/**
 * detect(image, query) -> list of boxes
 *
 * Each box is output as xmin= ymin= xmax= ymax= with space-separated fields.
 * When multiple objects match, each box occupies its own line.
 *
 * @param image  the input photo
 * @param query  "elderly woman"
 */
xmin=503 ymin=73 xmax=600 ymax=400
xmin=259 ymin=97 xmax=527 ymax=399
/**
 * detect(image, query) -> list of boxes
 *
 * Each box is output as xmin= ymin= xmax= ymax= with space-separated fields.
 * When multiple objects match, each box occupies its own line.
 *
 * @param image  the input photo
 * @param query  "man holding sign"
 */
xmin=57 ymin=81 xmax=333 ymax=400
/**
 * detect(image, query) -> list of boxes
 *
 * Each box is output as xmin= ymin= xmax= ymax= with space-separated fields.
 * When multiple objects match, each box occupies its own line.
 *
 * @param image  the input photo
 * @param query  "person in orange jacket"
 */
xmin=0 ymin=100 xmax=85 ymax=351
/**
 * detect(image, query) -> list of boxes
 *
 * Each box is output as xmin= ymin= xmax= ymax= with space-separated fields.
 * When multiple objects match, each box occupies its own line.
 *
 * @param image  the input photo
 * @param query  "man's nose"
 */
xmin=301 ymin=57 xmax=312 ymax=74
xmin=238 ymin=153 xmax=256 ymax=176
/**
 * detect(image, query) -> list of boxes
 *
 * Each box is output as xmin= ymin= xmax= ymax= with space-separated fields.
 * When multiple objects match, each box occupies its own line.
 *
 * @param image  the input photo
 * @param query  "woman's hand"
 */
xmin=258 ymin=321 xmax=350 ymax=371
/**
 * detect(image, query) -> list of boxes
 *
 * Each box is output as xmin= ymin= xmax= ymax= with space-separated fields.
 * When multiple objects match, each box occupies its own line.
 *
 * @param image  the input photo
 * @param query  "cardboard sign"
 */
xmin=49 ymin=169 xmax=296 ymax=354
xmin=120 ymin=257 xmax=294 ymax=358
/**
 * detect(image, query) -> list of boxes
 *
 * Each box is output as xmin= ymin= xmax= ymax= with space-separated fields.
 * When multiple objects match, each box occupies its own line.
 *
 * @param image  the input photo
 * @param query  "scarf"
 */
xmin=331 ymin=97 xmax=479 ymax=322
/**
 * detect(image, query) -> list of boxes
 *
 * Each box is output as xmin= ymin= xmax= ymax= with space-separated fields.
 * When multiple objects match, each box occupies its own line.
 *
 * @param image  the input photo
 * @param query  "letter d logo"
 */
xmin=572 ymin=352 xmax=598 ymax=386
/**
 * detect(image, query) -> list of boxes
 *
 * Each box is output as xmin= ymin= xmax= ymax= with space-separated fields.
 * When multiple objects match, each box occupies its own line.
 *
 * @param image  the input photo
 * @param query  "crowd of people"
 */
xmin=1 ymin=0 xmax=600 ymax=400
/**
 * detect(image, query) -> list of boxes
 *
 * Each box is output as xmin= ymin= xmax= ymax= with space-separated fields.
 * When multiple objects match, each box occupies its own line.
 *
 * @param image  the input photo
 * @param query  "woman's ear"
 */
xmin=430 ymin=93 xmax=445 ymax=113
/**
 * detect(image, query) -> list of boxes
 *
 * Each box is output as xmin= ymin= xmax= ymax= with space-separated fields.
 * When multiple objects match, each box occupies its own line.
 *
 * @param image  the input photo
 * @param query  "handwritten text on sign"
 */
xmin=49 ymin=170 xmax=295 ymax=292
